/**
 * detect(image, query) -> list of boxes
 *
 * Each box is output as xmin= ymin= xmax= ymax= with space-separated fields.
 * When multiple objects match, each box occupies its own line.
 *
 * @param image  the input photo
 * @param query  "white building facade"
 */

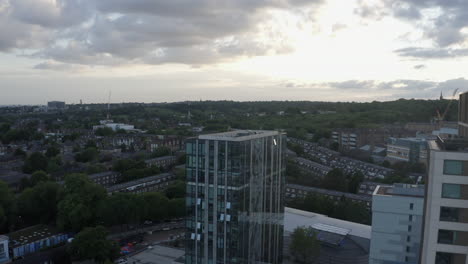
xmin=370 ymin=184 xmax=425 ymax=264
xmin=421 ymin=139 xmax=468 ymax=264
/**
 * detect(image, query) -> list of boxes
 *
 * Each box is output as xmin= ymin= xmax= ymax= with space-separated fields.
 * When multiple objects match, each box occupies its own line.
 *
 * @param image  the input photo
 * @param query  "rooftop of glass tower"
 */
xmin=198 ymin=130 xmax=281 ymax=141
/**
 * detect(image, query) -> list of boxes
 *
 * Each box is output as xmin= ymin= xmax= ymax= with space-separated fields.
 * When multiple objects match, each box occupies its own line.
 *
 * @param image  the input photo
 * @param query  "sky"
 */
xmin=2 ymin=0 xmax=468 ymax=105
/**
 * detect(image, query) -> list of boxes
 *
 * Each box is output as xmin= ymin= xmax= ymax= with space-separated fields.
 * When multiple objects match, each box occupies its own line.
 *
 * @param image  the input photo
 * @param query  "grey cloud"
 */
xmin=395 ymin=47 xmax=468 ymax=58
xmin=0 ymin=0 xmax=325 ymax=68
xmin=10 ymin=0 xmax=93 ymax=28
xmin=33 ymin=61 xmax=88 ymax=71
xmin=277 ymin=78 xmax=468 ymax=100
xmin=413 ymin=64 xmax=426 ymax=69
xmin=328 ymin=80 xmax=376 ymax=90
xmin=356 ymin=0 xmax=468 ymax=57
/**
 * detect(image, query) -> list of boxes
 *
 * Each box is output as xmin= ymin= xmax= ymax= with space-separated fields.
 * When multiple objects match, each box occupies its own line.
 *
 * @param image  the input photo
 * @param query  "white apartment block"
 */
xmin=370 ymin=184 xmax=425 ymax=264
xmin=421 ymin=139 xmax=468 ymax=264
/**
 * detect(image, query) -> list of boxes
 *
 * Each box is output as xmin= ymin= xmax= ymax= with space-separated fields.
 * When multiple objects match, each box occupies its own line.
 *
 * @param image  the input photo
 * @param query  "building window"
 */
xmin=440 ymin=206 xmax=468 ymax=223
xmin=406 ymin=246 xmax=410 ymax=253
xmin=436 ymin=252 xmax=467 ymax=264
xmin=438 ymin=230 xmax=468 ymax=246
xmin=442 ymin=184 xmax=462 ymax=199
xmin=443 ymin=160 xmax=466 ymax=175
xmin=410 ymin=203 xmax=414 ymax=210
xmin=408 ymin=225 xmax=412 ymax=232
xmin=407 ymin=236 xmax=411 ymax=242
xmin=409 ymin=215 xmax=413 ymax=222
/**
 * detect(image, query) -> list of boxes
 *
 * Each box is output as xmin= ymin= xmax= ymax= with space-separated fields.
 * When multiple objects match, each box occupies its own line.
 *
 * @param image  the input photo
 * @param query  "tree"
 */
xmin=75 ymin=147 xmax=99 ymax=163
xmin=347 ymin=171 xmax=364 ymax=194
xmin=68 ymin=226 xmax=119 ymax=263
xmin=57 ymin=174 xmax=107 ymax=231
xmin=287 ymin=142 xmax=304 ymax=156
xmin=289 ymin=226 xmax=320 ymax=263
xmin=168 ymin=198 xmax=185 ymax=218
xmin=13 ymin=148 xmax=26 ymax=158
xmin=322 ymin=168 xmax=347 ymax=192
xmin=97 ymin=193 xmax=143 ymax=227
xmin=45 ymin=145 xmax=60 ymax=157
xmin=165 ymin=181 xmax=186 ymax=199
xmin=140 ymin=192 xmax=169 ymax=221
xmin=330 ymin=142 xmax=339 ymax=151
xmin=95 ymin=127 xmax=114 ymax=137
xmin=17 ymin=182 xmax=62 ymax=225
xmin=23 ymin=152 xmax=49 ymax=173
xmin=0 ymin=181 xmax=14 ymax=232
xmin=29 ymin=170 xmax=51 ymax=186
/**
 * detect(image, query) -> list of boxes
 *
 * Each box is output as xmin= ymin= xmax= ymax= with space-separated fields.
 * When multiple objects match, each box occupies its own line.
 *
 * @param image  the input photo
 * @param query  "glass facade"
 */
xmin=185 ymin=132 xmax=286 ymax=264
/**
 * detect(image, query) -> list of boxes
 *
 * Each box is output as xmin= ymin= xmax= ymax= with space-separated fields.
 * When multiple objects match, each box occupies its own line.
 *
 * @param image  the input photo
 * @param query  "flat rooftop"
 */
xmin=375 ymin=183 xmax=424 ymax=198
xmin=126 ymin=245 xmax=184 ymax=264
xmin=285 ymin=207 xmax=371 ymax=239
xmin=198 ymin=130 xmax=281 ymax=141
xmin=8 ymin=225 xmax=62 ymax=247
xmin=429 ymin=137 xmax=468 ymax=152
xmin=106 ymin=173 xmax=172 ymax=192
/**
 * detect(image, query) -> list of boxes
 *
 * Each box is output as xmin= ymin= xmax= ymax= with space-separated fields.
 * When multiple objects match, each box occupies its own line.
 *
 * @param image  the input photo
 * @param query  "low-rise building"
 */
xmin=88 ymin=171 xmax=121 ymax=187
xmin=286 ymin=184 xmax=372 ymax=208
xmin=0 ymin=235 xmax=9 ymax=264
xmin=145 ymin=156 xmax=177 ymax=169
xmin=291 ymin=157 xmax=332 ymax=177
xmin=332 ymin=127 xmax=414 ymax=151
xmin=8 ymin=225 xmax=69 ymax=260
xmin=284 ymin=207 xmax=370 ymax=264
xmin=358 ymin=181 xmax=390 ymax=196
xmin=369 ymin=184 xmax=425 ymax=264
xmin=107 ymin=173 xmax=175 ymax=195
xmin=386 ymin=137 xmax=428 ymax=165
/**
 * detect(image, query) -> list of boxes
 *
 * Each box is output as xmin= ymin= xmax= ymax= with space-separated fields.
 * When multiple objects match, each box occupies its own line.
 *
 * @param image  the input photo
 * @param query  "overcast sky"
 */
xmin=1 ymin=0 xmax=468 ymax=105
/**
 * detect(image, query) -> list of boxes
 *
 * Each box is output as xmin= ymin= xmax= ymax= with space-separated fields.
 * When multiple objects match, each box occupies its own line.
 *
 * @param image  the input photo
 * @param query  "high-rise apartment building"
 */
xmin=369 ymin=183 xmax=425 ymax=264
xmin=459 ymin=92 xmax=468 ymax=138
xmin=420 ymin=138 xmax=468 ymax=264
xmin=185 ymin=130 xmax=286 ymax=264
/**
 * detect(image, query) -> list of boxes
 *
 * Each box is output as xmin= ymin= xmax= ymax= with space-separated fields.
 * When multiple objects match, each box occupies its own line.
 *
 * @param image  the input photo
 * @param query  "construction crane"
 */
xmin=436 ymin=88 xmax=459 ymax=127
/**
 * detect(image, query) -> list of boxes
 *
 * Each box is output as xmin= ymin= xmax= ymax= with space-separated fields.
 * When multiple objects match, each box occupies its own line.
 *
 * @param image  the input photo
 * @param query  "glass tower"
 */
xmin=185 ymin=130 xmax=286 ymax=264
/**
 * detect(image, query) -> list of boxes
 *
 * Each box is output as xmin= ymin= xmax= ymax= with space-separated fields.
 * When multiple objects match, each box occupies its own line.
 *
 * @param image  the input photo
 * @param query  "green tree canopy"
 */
xmin=0 ymin=181 xmax=14 ymax=231
xmin=57 ymin=174 xmax=107 ymax=231
xmin=23 ymin=152 xmax=49 ymax=173
xmin=322 ymin=168 xmax=348 ymax=192
xmin=75 ymin=147 xmax=99 ymax=163
xmin=290 ymin=226 xmax=320 ymax=264
xmin=165 ymin=181 xmax=186 ymax=199
xmin=68 ymin=226 xmax=119 ymax=263
xmin=45 ymin=145 xmax=60 ymax=157
xmin=17 ymin=182 xmax=62 ymax=225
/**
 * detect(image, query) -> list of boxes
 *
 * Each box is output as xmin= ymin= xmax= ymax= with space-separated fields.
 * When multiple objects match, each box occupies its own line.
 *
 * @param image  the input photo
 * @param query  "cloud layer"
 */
xmin=356 ymin=0 xmax=468 ymax=59
xmin=0 ymin=0 xmax=323 ymax=67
